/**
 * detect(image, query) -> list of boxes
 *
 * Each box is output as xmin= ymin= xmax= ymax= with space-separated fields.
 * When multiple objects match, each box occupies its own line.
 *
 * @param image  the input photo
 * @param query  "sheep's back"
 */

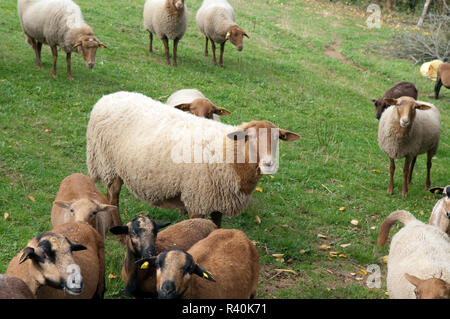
xmin=166 ymin=89 xmax=206 ymax=106
xmin=143 ymin=0 xmax=187 ymax=40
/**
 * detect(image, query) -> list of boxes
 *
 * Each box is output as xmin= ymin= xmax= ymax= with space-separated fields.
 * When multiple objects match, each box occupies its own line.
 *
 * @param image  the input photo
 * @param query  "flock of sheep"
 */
xmin=0 ymin=0 xmax=449 ymax=300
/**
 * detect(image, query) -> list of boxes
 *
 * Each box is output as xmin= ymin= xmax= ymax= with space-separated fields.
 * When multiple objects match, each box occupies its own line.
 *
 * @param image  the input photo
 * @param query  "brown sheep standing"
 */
xmin=0 ymin=274 xmax=35 ymax=299
xmin=435 ymin=62 xmax=450 ymax=99
xmin=371 ymin=82 xmax=418 ymax=120
xmin=110 ymin=216 xmax=216 ymax=298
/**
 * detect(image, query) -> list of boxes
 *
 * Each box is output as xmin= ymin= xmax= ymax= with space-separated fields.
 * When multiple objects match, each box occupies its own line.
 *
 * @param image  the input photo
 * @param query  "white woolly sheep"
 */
xmin=86 ymin=91 xmax=299 ymax=228
xmin=143 ymin=0 xmax=187 ymax=67
xmin=429 ymin=185 xmax=450 ymax=235
xmin=378 ymin=97 xmax=440 ymax=197
xmin=0 ymin=274 xmax=35 ymax=299
xmin=196 ymin=0 xmax=249 ymax=67
xmin=138 ymin=228 xmax=259 ymax=299
xmin=166 ymin=89 xmax=231 ymax=120
xmin=109 ymin=216 xmax=216 ymax=298
xmin=378 ymin=210 xmax=450 ymax=299
xmin=51 ymin=173 xmax=121 ymax=242
xmin=435 ymin=62 xmax=450 ymax=99
xmin=17 ymin=0 xmax=107 ymax=79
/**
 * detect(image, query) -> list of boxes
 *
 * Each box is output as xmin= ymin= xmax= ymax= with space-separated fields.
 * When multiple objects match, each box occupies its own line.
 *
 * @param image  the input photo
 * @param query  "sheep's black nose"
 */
xmin=376 ymin=114 xmax=381 ymax=120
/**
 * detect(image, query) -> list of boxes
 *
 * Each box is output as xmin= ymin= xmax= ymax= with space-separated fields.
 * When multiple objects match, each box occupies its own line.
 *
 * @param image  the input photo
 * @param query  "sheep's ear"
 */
xmin=66 ymin=238 xmax=87 ymax=252
xmin=19 ymin=247 xmax=40 ymax=264
xmin=371 ymin=99 xmax=377 ymax=103
xmin=429 ymin=187 xmax=444 ymax=195
xmin=243 ymin=32 xmax=249 ymax=38
xmin=279 ymin=129 xmax=300 ymax=142
xmin=193 ymin=264 xmax=216 ymax=282
xmin=155 ymin=221 xmax=171 ymax=232
xmin=73 ymin=41 xmax=82 ymax=49
xmin=97 ymin=203 xmax=118 ymax=212
xmin=174 ymin=103 xmax=191 ymax=112
xmin=213 ymin=106 xmax=231 ymax=116
xmin=383 ymin=98 xmax=397 ymax=106
xmin=54 ymin=201 xmax=71 ymax=209
xmin=404 ymin=273 xmax=422 ymax=287
xmin=109 ymin=225 xmax=129 ymax=235
xmin=414 ymin=102 xmax=432 ymax=110
xmin=227 ymin=130 xmax=248 ymax=141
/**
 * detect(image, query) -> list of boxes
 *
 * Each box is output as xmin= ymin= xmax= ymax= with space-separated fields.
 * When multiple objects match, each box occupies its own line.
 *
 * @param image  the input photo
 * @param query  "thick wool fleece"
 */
xmin=143 ymin=0 xmax=187 ymax=40
xmin=377 ymin=102 xmax=440 ymax=159
xmin=196 ymin=0 xmax=237 ymax=43
xmin=86 ymin=91 xmax=252 ymax=217
xmin=18 ymin=0 xmax=94 ymax=52
xmin=385 ymin=211 xmax=450 ymax=299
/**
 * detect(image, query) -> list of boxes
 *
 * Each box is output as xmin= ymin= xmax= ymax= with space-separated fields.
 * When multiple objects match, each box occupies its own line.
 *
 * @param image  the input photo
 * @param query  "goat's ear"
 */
xmin=383 ymin=98 xmax=397 ymax=106
xmin=66 ymin=238 xmax=87 ymax=252
xmin=155 ymin=221 xmax=171 ymax=232
xmin=54 ymin=201 xmax=71 ymax=209
xmin=404 ymin=273 xmax=422 ymax=287
xmin=174 ymin=103 xmax=191 ymax=112
xmin=279 ymin=129 xmax=300 ymax=142
xmin=109 ymin=225 xmax=129 ymax=235
xmin=19 ymin=247 xmax=42 ymax=264
xmin=193 ymin=264 xmax=216 ymax=282
xmin=414 ymin=102 xmax=432 ymax=110
xmin=73 ymin=41 xmax=82 ymax=49
xmin=213 ymin=106 xmax=231 ymax=116
xmin=227 ymin=130 xmax=247 ymax=141
xmin=429 ymin=187 xmax=444 ymax=195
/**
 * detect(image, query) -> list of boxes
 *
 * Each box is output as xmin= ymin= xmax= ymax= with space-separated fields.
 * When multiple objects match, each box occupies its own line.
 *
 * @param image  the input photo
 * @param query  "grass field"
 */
xmin=0 ymin=0 xmax=448 ymax=299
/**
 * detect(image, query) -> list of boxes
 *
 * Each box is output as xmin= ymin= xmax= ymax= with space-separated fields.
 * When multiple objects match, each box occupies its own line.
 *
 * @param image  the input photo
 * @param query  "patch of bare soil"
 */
xmin=324 ymin=36 xmax=367 ymax=71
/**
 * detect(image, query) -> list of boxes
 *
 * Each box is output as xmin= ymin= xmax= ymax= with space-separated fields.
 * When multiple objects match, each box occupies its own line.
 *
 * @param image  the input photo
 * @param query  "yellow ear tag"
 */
xmin=226 ymin=32 xmax=230 ymax=39
xmin=435 ymin=189 xmax=440 ymax=194
xmin=203 ymin=272 xmax=209 ymax=278
xmin=140 ymin=261 xmax=149 ymax=270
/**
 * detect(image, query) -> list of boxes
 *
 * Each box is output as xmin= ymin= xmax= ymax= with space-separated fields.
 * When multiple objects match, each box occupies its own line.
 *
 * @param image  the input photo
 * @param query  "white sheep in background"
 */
xmin=429 ymin=185 xmax=450 ymax=235
xmin=143 ymin=0 xmax=187 ymax=67
xmin=86 ymin=91 xmax=299 ymax=228
xmin=378 ymin=210 xmax=450 ymax=299
xmin=166 ymin=89 xmax=231 ymax=120
xmin=378 ymin=97 xmax=440 ymax=197
xmin=17 ymin=0 xmax=107 ymax=79
xmin=196 ymin=0 xmax=249 ymax=67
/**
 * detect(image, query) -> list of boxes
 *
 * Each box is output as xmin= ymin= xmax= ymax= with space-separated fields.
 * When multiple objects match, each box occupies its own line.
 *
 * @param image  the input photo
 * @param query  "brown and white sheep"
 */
xmin=429 ymin=185 xmax=450 ymax=235
xmin=109 ymin=216 xmax=216 ymax=298
xmin=371 ymin=82 xmax=418 ymax=120
xmin=435 ymin=62 xmax=450 ymax=99
xmin=0 ymin=274 xmax=35 ymax=299
xmin=138 ymin=228 xmax=259 ymax=299
xmin=51 ymin=173 xmax=121 ymax=241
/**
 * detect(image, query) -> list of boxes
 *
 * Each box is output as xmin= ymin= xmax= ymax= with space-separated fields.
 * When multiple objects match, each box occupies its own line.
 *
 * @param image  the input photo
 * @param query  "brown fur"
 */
xmin=405 ymin=273 xmax=450 ymax=299
xmin=0 ymin=275 xmax=35 ymax=299
xmin=377 ymin=210 xmax=416 ymax=247
xmin=174 ymin=98 xmax=231 ymax=119
xmin=153 ymin=228 xmax=259 ymax=299
xmin=435 ymin=63 xmax=450 ymax=99
xmin=372 ymin=82 xmax=418 ymax=120
xmin=51 ymin=173 xmax=121 ymax=241
xmin=166 ymin=0 xmax=184 ymax=18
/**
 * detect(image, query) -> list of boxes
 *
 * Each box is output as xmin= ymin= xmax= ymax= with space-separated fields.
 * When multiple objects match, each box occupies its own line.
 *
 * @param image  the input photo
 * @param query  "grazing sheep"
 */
xmin=110 ymin=216 xmax=216 ymax=298
xmin=378 ymin=210 xmax=450 ymax=299
xmin=435 ymin=62 xmax=450 ymax=99
xmin=378 ymin=97 xmax=440 ymax=197
xmin=143 ymin=0 xmax=187 ymax=67
xmin=371 ymin=82 xmax=418 ymax=120
xmin=0 ymin=274 xmax=34 ymax=299
xmin=196 ymin=0 xmax=249 ymax=67
xmin=166 ymin=89 xmax=231 ymax=120
xmin=138 ymin=228 xmax=259 ymax=299
xmin=51 ymin=173 xmax=121 ymax=241
xmin=86 ymin=91 xmax=299 ymax=227
xmin=429 ymin=185 xmax=450 ymax=235
xmin=420 ymin=59 xmax=443 ymax=79
xmin=17 ymin=0 xmax=107 ymax=79
xmin=6 ymin=225 xmax=89 ymax=297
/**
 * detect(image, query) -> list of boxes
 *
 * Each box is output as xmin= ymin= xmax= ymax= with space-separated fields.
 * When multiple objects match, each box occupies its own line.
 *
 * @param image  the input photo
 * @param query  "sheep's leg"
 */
xmin=162 ymin=36 xmax=170 ymax=66
xmin=402 ymin=156 xmax=412 ymax=198
xmin=211 ymin=41 xmax=217 ymax=66
xmin=204 ymin=37 xmax=209 ymax=56
xmin=211 ymin=211 xmax=222 ymax=228
xmin=50 ymin=44 xmax=58 ymax=78
xmin=36 ymin=42 xmax=42 ymax=68
xmin=408 ymin=155 xmax=417 ymax=184
xmin=172 ymin=38 xmax=179 ymax=67
xmin=426 ymin=151 xmax=434 ymax=189
xmin=149 ymin=32 xmax=153 ymax=54
xmin=387 ymin=158 xmax=395 ymax=194
xmin=434 ymin=79 xmax=442 ymax=99
xmin=107 ymin=176 xmax=125 ymax=245
xmin=28 ymin=37 xmax=42 ymax=69
xmin=66 ymin=52 xmax=73 ymax=80
xmin=219 ymin=42 xmax=225 ymax=67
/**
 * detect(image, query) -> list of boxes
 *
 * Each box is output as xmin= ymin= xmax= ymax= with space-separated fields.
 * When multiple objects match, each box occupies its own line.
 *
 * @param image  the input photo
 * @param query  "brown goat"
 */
xmin=371 ymin=82 xmax=418 ymax=120
xmin=405 ymin=273 xmax=450 ymax=299
xmin=52 ymin=173 xmax=121 ymax=242
xmin=435 ymin=63 xmax=450 ymax=99
xmin=429 ymin=185 xmax=450 ymax=235
xmin=0 ymin=274 xmax=35 ymax=299
xmin=139 ymin=228 xmax=259 ymax=299
xmin=110 ymin=216 xmax=216 ymax=298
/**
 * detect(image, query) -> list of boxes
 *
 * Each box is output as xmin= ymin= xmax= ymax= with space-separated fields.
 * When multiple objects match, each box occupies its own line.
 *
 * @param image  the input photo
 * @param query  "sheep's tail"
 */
xmin=377 ymin=210 xmax=416 ymax=247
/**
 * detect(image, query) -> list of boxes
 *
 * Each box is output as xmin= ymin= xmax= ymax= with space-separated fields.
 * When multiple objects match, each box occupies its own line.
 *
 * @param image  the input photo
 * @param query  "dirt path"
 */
xmin=324 ymin=35 xmax=367 ymax=71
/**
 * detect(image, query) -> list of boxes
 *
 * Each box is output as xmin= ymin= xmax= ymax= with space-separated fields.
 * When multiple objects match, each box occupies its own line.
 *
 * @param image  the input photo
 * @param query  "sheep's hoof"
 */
xmin=51 ymin=72 xmax=57 ymax=79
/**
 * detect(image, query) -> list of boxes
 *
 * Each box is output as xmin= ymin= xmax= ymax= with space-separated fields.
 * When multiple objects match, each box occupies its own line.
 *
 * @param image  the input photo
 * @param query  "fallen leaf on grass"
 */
xmin=339 ymin=206 xmax=346 ymax=211
xmin=274 ymin=269 xmax=297 ymax=275
xmin=370 ymin=226 xmax=376 ymax=230
xmin=299 ymin=249 xmax=307 ymax=254
xmin=326 ymin=269 xmax=333 ymax=274
xmin=355 ymin=276 xmax=363 ymax=281
xmin=329 ymin=251 xmax=339 ymax=257
xmin=338 ymin=254 xmax=347 ymax=258
xmin=340 ymin=243 xmax=351 ymax=248
xmin=372 ymin=169 xmax=381 ymax=173
xmin=319 ymin=244 xmax=331 ymax=250
xmin=383 ymin=256 xmax=388 ymax=264
xmin=255 ymin=215 xmax=261 ymax=224
xmin=108 ymin=274 xmax=118 ymax=279
xmin=28 ymin=195 xmax=35 ymax=202
xmin=44 ymin=128 xmax=51 ymax=133
xmin=419 ymin=210 xmax=424 ymax=216
xmin=4 ymin=213 xmax=9 ymax=220
xmin=359 ymin=269 xmax=368 ymax=276
xmin=350 ymin=272 xmax=356 ymax=276
xmin=350 ymin=219 xmax=359 ymax=226
xmin=255 ymin=187 xmax=263 ymax=192
xmin=272 ymin=254 xmax=284 ymax=262
xmin=317 ymin=233 xmax=327 ymax=239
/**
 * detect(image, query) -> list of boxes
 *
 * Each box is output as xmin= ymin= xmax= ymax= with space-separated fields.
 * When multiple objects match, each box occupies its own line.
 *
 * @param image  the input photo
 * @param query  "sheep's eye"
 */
xmin=70 ymin=209 xmax=74 ymax=213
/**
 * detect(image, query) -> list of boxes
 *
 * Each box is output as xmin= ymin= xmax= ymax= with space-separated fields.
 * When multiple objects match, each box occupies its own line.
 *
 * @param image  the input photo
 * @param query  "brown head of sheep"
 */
xmin=405 ymin=273 xmax=450 ymax=299
xmin=6 ymin=232 xmax=86 ymax=296
xmin=225 ymin=25 xmax=249 ymax=52
xmin=73 ymin=35 xmax=107 ymax=70
xmin=174 ymin=98 xmax=231 ymax=119
xmin=109 ymin=215 xmax=170 ymax=297
xmin=371 ymin=82 xmax=418 ymax=120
